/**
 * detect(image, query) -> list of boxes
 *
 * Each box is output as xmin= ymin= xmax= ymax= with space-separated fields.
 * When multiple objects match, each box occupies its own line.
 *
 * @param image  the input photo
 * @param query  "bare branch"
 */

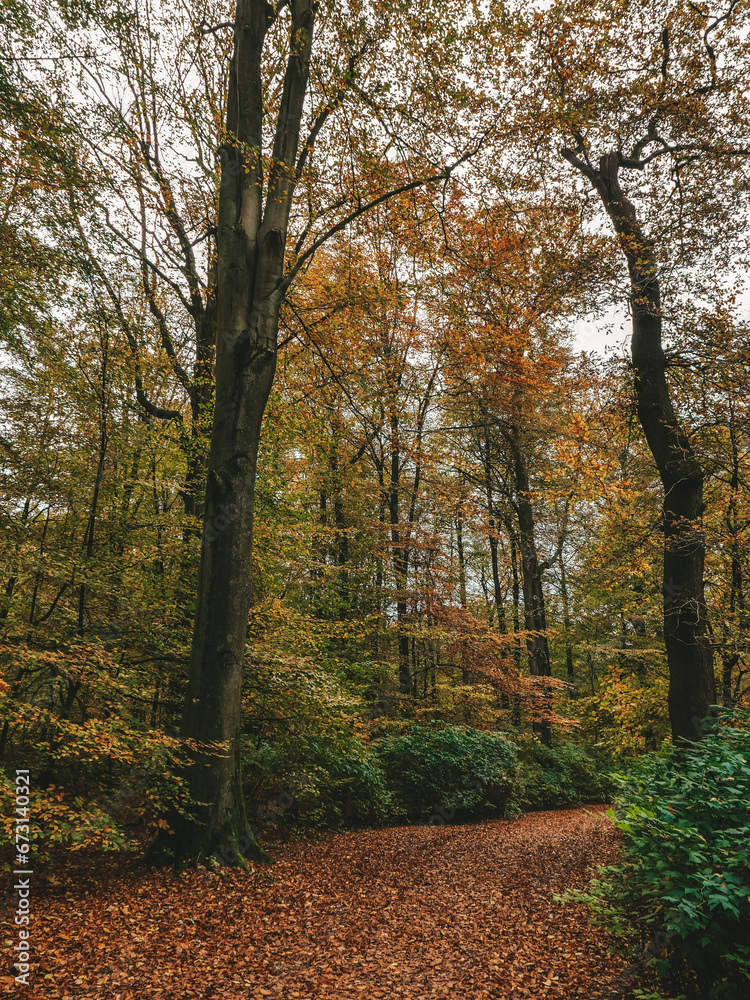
xmin=140 ymin=146 xmax=206 ymax=321
xmin=660 ymin=27 xmax=670 ymax=79
xmin=199 ymin=20 xmax=234 ymax=36
xmin=31 ymin=582 xmax=68 ymax=626
xmin=703 ymin=0 xmax=742 ymax=83
xmin=140 ymin=265 xmax=192 ymax=391
xmin=102 ymin=208 xmax=194 ymax=314
xmin=296 ymin=39 xmax=373 ymax=177
xmin=282 ymin=136 xmax=491 ymax=293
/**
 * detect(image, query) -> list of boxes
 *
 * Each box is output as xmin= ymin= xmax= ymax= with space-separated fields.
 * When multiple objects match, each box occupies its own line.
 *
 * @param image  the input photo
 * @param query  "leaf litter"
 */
xmin=3 ymin=805 xmax=638 ymax=999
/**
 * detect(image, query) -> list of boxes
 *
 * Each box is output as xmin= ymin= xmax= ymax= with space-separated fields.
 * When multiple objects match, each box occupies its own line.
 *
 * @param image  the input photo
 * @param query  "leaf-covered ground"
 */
xmin=4 ymin=806 xmax=642 ymax=999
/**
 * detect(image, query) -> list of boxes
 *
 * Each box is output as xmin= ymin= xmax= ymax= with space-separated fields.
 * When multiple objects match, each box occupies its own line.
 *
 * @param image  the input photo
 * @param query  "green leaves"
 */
xmin=565 ymin=709 xmax=750 ymax=997
xmin=373 ymin=724 xmax=519 ymax=818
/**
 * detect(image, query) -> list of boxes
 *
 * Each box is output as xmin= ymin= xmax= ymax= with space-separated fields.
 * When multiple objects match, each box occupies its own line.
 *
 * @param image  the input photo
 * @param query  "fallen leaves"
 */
xmin=3 ymin=806 xmax=637 ymax=999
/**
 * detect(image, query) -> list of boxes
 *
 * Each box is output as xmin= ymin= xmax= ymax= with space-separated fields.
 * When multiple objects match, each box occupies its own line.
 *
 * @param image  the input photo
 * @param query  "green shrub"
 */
xmin=373 ymin=724 xmax=519 ymax=820
xmin=242 ymin=734 xmax=393 ymax=828
xmin=515 ymin=738 xmax=615 ymax=810
xmin=564 ymin=710 xmax=750 ymax=999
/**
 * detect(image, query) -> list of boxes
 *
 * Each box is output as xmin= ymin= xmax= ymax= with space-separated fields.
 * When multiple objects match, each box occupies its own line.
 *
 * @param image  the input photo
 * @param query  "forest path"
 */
xmin=10 ymin=805 xmax=639 ymax=999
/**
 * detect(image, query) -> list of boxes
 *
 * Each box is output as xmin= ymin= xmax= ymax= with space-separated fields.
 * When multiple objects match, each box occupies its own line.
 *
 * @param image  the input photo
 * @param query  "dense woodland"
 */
xmin=2 ymin=0 xmax=750 ymax=996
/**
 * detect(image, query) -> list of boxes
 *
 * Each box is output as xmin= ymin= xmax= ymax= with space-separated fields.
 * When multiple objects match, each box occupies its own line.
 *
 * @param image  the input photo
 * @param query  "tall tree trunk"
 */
xmin=723 ymin=409 xmax=746 ymax=707
xmin=153 ymin=0 xmax=317 ymax=867
xmin=566 ymin=150 xmax=717 ymax=742
xmin=559 ymin=551 xmax=575 ymax=695
xmin=181 ymin=309 xmax=216 ymax=524
xmin=387 ymin=409 xmax=411 ymax=692
xmin=481 ymin=427 xmax=507 ymax=631
xmin=507 ymin=525 xmax=523 ymax=725
xmin=312 ymin=485 xmax=327 ymax=617
xmin=374 ymin=497 xmax=386 ymax=656
xmin=508 ymin=427 xmax=552 ymax=746
xmin=331 ymin=449 xmax=350 ymax=621
xmin=456 ymin=515 xmax=470 ymax=683
xmin=78 ymin=388 xmax=109 ymax=637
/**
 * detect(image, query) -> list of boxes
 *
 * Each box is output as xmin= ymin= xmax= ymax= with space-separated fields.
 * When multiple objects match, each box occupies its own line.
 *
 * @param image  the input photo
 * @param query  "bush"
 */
xmin=242 ymin=734 xmax=393 ymax=829
xmin=0 ymin=717 xmax=191 ymax=857
xmin=565 ymin=710 xmax=750 ymax=999
xmin=373 ymin=724 xmax=519 ymax=820
xmin=515 ymin=738 xmax=616 ymax=810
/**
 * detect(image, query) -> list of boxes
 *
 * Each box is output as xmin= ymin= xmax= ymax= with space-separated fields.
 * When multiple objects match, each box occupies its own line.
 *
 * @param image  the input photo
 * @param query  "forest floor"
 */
xmin=4 ymin=805 xmax=651 ymax=999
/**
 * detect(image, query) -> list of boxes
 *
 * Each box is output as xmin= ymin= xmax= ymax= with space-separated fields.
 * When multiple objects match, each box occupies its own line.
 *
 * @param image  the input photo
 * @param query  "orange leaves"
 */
xmin=17 ymin=807 xmax=630 ymax=999
xmin=571 ymin=412 xmax=589 ymax=441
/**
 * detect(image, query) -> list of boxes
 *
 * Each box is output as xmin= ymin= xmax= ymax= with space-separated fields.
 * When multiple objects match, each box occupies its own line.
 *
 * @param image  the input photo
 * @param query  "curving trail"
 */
xmin=5 ymin=806 xmax=638 ymax=999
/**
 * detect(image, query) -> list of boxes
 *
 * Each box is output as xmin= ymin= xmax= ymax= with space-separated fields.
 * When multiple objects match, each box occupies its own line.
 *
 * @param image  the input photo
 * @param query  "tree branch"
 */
xmin=282 ymin=140 xmax=487 ymax=293
xmin=296 ymin=39 xmax=373 ymax=178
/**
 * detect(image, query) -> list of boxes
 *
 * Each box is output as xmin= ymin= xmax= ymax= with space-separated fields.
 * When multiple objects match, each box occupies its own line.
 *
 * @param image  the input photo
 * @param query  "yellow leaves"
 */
xmin=571 ymin=412 xmax=589 ymax=441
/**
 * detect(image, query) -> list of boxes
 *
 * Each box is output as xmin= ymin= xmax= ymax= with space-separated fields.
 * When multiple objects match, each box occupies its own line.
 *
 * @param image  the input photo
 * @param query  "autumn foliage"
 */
xmin=2 ymin=0 xmax=750 ymax=994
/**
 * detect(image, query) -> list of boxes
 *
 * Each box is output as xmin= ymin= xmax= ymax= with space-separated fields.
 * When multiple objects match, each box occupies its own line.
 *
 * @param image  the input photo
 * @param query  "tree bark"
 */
xmin=479 ymin=429 xmax=508 ymax=632
xmin=722 ymin=408 xmax=746 ymax=707
xmin=508 ymin=427 xmax=552 ymax=746
xmin=568 ymin=150 xmax=717 ymax=741
xmin=507 ymin=523 xmax=523 ymax=725
xmin=456 ymin=515 xmax=471 ymax=683
xmin=559 ymin=551 xmax=575 ymax=695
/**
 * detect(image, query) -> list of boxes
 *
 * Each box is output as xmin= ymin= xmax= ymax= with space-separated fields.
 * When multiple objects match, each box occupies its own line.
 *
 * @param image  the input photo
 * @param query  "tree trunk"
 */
xmin=481 ymin=426 xmax=507 ymax=632
xmin=508 ymin=525 xmax=523 ymax=725
xmin=507 ymin=427 xmax=552 ymax=746
xmin=172 ymin=346 xmax=276 ymax=865
xmin=181 ymin=309 xmax=216 ymax=524
xmin=456 ymin=516 xmax=470 ymax=683
xmin=152 ymin=0 xmax=317 ymax=867
xmin=583 ymin=152 xmax=717 ymax=742
xmin=331 ymin=450 xmax=350 ymax=621
xmin=387 ymin=414 xmax=412 ymax=692
xmin=559 ymin=551 xmax=575 ymax=695
xmin=722 ymin=409 xmax=746 ymax=708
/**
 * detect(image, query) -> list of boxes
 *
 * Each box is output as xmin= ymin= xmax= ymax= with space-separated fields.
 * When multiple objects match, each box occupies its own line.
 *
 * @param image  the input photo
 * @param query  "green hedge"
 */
xmin=242 ymin=734 xmax=393 ymax=828
xmin=242 ymin=723 xmax=615 ymax=836
xmin=515 ymin=739 xmax=615 ymax=810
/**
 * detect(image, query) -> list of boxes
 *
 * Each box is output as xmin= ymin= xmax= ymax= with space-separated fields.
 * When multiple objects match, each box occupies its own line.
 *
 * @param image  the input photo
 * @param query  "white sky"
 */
xmin=572 ymin=306 xmax=631 ymax=358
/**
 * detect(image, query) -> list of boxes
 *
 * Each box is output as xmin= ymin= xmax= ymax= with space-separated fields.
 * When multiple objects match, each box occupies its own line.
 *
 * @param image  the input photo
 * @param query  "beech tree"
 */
xmin=524 ymin=0 xmax=750 ymax=741
xmin=438 ymin=195 xmax=605 ymax=743
xmin=137 ymin=0 xmax=492 ymax=865
xmin=281 ymin=215 xmax=450 ymax=693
